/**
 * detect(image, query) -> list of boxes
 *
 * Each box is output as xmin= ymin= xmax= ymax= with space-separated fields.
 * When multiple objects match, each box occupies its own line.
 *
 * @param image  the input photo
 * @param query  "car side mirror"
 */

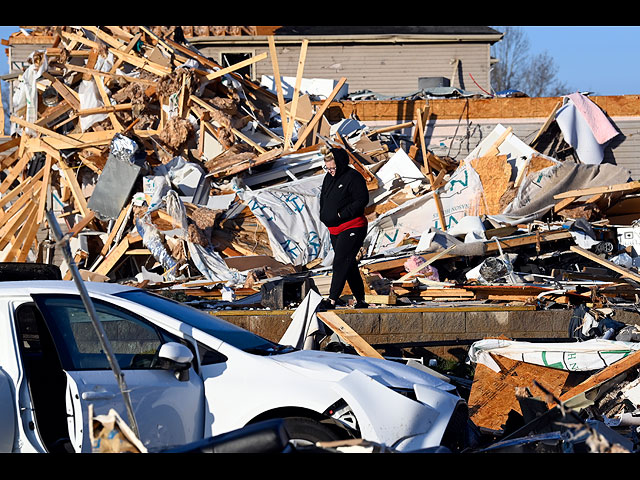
xmin=158 ymin=342 xmax=193 ymax=381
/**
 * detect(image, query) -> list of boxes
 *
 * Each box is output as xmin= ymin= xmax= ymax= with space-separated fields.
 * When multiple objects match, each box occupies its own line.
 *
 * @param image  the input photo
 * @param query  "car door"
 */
xmin=31 ymin=294 xmax=205 ymax=453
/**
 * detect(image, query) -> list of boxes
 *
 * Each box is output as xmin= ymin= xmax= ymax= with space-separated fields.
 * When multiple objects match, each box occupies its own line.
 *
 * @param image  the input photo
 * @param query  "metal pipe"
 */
xmin=45 ymin=210 xmax=140 ymax=439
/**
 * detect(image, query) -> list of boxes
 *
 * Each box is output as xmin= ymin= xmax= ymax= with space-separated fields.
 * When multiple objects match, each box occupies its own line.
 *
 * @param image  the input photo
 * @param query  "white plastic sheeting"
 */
xmin=237 ymin=175 xmax=331 ymax=266
xmin=365 ymin=162 xmax=483 ymax=256
xmin=469 ymin=337 xmax=640 ymax=373
xmin=12 ymin=51 xmax=48 ymax=136
xmin=279 ymin=289 xmax=326 ymax=350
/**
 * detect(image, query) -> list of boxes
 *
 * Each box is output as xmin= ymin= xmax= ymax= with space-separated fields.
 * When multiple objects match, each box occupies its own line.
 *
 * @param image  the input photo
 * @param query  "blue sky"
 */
xmin=518 ymin=26 xmax=640 ymax=96
xmin=0 ymin=26 xmax=638 ymax=97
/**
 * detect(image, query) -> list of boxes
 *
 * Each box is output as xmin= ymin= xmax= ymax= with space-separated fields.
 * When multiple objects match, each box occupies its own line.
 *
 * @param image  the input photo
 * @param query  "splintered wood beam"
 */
xmin=1 ymin=200 xmax=39 ymax=262
xmin=11 ymin=116 xmax=84 ymax=148
xmin=417 ymin=107 xmax=447 ymax=230
xmin=316 ymin=311 xmax=384 ymax=359
xmin=554 ymin=196 xmax=577 ymax=213
xmin=94 ymin=232 xmax=141 ymax=277
xmin=396 ymin=245 xmax=457 ymax=282
xmin=484 ymin=126 xmax=513 ymax=156
xmin=100 ymin=202 xmax=131 ymax=256
xmin=560 ymin=348 xmax=640 ymax=403
xmin=58 ymin=159 xmax=90 ymax=218
xmin=284 ymin=40 xmax=308 ymax=149
xmin=36 ymin=154 xmax=52 ymax=225
xmin=554 ymin=181 xmax=640 ymax=200
xmin=204 ymin=52 xmax=268 ymax=82
xmin=0 ymin=150 xmax=32 ymax=195
xmin=570 ymin=245 xmax=640 ymax=284
xmin=292 ymin=77 xmax=347 ymax=152
xmin=268 ymin=36 xmax=289 ymax=145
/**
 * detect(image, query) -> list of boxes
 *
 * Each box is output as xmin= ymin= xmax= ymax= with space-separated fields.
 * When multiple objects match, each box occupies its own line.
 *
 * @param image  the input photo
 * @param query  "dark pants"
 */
xmin=329 ymin=226 xmax=367 ymax=302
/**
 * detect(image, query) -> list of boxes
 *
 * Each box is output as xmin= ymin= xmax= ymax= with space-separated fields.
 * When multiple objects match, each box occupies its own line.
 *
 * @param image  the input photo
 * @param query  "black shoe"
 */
xmin=333 ymin=298 xmax=347 ymax=307
xmin=317 ymin=299 xmax=335 ymax=311
xmin=354 ymin=300 xmax=369 ymax=309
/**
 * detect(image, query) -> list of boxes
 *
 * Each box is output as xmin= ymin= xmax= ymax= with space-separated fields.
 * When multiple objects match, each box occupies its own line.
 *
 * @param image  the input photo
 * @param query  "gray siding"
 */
xmin=199 ymin=42 xmax=492 ymax=97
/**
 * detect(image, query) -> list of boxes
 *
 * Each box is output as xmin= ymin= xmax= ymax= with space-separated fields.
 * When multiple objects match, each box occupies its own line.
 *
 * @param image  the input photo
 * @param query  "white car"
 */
xmin=0 ymin=280 xmax=469 ymax=453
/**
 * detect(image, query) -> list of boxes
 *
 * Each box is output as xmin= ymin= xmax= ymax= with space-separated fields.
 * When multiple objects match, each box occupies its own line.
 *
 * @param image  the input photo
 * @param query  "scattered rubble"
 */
xmin=3 ymin=25 xmax=640 ymax=453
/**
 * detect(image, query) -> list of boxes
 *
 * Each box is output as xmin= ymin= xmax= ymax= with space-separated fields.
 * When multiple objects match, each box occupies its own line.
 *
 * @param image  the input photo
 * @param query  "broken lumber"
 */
xmin=316 ymin=311 xmax=384 ymax=359
xmin=570 ymin=245 xmax=640 ymax=284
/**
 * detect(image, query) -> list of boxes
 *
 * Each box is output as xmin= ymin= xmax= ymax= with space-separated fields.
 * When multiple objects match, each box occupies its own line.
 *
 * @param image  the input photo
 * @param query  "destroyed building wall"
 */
xmin=195 ymin=40 xmax=493 ymax=97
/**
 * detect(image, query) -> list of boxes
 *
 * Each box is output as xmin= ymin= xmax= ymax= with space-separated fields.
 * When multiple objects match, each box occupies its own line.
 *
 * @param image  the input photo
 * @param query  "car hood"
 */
xmin=269 ymin=349 xmax=456 ymax=393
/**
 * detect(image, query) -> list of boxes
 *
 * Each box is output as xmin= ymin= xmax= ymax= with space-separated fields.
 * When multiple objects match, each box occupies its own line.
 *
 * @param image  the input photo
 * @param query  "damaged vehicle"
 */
xmin=1 ymin=280 xmax=469 ymax=453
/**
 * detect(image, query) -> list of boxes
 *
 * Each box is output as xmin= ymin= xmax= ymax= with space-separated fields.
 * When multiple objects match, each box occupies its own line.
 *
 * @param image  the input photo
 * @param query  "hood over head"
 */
xmin=323 ymin=146 xmax=350 ymax=178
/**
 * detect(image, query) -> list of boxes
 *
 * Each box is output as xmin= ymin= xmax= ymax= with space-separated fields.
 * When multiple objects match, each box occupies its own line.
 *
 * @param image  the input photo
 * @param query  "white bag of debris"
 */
xmin=469 ymin=337 xmax=640 ymax=373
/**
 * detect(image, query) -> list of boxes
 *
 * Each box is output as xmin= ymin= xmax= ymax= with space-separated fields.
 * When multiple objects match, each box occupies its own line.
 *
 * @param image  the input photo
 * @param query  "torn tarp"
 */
xmin=468 ymin=338 xmax=640 ymax=373
xmin=237 ymin=175 xmax=331 ymax=266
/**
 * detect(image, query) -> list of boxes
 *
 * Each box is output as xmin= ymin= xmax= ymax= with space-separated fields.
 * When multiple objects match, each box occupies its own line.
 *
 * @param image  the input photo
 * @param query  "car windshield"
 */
xmin=116 ymin=290 xmax=296 ymax=355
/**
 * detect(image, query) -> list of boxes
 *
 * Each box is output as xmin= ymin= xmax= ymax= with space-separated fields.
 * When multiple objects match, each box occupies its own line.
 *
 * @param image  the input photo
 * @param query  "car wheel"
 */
xmin=282 ymin=416 xmax=343 ymax=447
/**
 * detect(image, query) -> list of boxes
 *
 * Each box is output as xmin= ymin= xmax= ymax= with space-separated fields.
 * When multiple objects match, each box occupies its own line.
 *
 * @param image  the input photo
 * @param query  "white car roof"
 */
xmin=0 ymin=280 xmax=138 ymax=297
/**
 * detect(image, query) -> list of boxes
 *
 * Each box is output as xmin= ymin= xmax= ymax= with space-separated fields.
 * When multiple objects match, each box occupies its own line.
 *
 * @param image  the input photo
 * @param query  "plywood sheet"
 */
xmin=470 ymin=155 xmax=512 ymax=215
xmin=468 ymin=354 xmax=571 ymax=433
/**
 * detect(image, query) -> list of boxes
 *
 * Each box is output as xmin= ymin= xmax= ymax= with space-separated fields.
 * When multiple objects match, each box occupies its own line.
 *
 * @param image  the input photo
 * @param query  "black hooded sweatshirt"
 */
xmin=319 ymin=148 xmax=369 ymax=230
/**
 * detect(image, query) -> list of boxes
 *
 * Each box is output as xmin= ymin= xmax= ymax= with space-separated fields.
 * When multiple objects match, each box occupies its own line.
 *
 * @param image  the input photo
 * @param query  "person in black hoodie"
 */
xmin=318 ymin=146 xmax=369 ymax=310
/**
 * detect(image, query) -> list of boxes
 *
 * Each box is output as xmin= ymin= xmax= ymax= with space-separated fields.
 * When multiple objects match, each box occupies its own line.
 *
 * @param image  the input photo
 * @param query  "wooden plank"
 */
xmin=316 ymin=311 xmax=384 ymax=359
xmin=469 ymin=354 xmax=571 ymax=434
xmin=554 ymin=181 xmax=640 ymax=200
xmin=530 ymin=100 xmax=563 ymax=147
xmin=13 ymin=202 xmax=41 ymax=263
xmin=268 ymin=36 xmax=289 ymax=144
xmin=0 ymin=150 xmax=32 ymax=195
xmin=396 ymin=245 xmax=457 ymax=282
xmin=36 ymin=154 xmax=52 ymax=225
xmin=570 ymin=245 xmax=640 ymax=283
xmin=560 ymin=348 xmax=640 ymax=403
xmin=0 ymin=167 xmax=44 ymax=211
xmin=67 ymin=210 xmax=97 ymax=239
xmin=100 ymin=202 xmax=132 ymax=256
xmin=0 ymin=183 xmax=42 ymax=251
xmin=417 ymin=107 xmax=447 ymax=230
xmin=284 ymin=40 xmax=308 ymax=149
xmin=292 ymin=77 xmax=347 ymax=151
xmin=484 ymin=126 xmax=513 ymax=156
xmin=94 ymin=233 xmax=132 ymax=276
xmin=1 ymin=200 xmax=39 ymax=263
xmin=10 ymin=116 xmax=84 ymax=148
xmin=41 ymin=72 xmax=81 ymax=110
xmin=204 ymin=52 xmax=268 ymax=82
xmin=554 ymin=196 xmax=578 ymax=213
xmin=58 ymin=159 xmax=90 ymax=218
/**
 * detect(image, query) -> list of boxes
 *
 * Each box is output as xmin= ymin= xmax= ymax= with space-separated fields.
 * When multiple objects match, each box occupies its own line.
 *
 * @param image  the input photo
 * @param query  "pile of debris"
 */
xmin=2 ymin=25 xmax=640 ymax=316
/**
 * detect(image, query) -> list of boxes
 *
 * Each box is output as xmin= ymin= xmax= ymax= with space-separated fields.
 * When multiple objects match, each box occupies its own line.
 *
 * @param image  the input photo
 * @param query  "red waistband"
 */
xmin=328 ymin=215 xmax=367 ymax=235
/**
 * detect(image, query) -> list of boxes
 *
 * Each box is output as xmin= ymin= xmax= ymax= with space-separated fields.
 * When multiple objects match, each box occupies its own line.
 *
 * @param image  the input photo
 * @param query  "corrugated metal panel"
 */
xmin=200 ymin=42 xmax=491 ymax=96
xmin=9 ymin=43 xmax=52 ymax=67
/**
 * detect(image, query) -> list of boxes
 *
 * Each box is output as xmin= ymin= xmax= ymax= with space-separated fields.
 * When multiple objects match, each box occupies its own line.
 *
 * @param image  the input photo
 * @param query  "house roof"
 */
xmin=272 ymin=26 xmax=502 ymax=36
